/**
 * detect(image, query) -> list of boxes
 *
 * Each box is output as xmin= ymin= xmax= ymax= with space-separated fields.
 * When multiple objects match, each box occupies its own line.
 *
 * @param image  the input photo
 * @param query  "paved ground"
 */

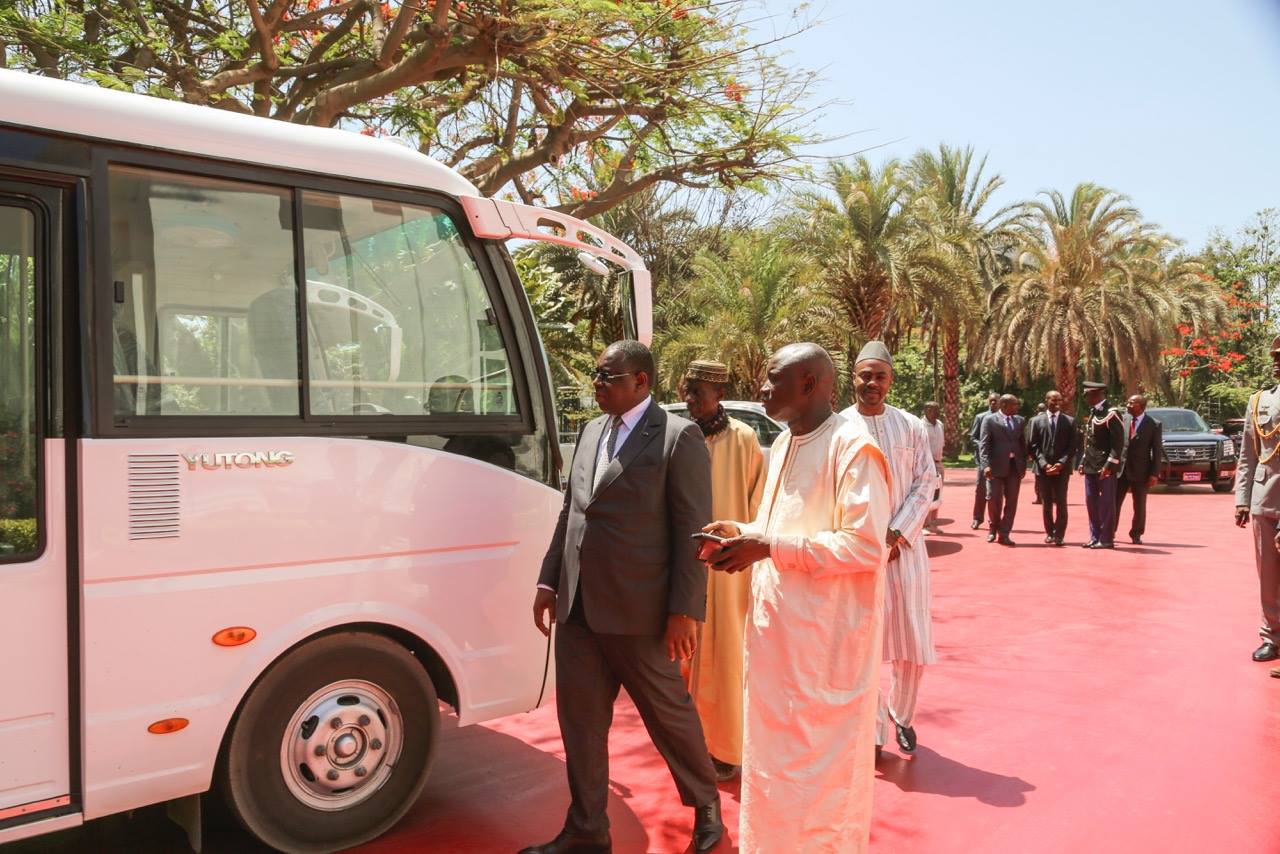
xmin=14 ymin=470 xmax=1280 ymax=852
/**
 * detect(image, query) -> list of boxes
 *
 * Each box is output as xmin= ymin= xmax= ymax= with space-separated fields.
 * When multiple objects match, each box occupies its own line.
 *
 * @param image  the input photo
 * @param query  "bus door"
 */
xmin=0 ymin=181 xmax=71 ymax=823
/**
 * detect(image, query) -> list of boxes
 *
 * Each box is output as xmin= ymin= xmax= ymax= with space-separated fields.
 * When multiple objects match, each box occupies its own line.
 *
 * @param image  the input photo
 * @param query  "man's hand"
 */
xmin=709 ymin=533 xmax=771 ymax=574
xmin=888 ymin=544 xmax=901 ymax=562
xmin=1147 ymin=475 xmax=1159 ymax=489
xmin=1236 ymin=506 xmax=1250 ymax=527
xmin=983 ymin=467 xmax=992 ymax=479
xmin=665 ymin=614 xmax=698 ymax=661
xmin=532 ymin=588 xmax=556 ymax=637
xmin=1099 ymin=467 xmax=1112 ymax=479
xmin=703 ymin=520 xmax=742 ymax=538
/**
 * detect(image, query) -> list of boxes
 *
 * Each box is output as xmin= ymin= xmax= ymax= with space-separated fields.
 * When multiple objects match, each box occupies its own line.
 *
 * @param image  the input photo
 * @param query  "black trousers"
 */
xmin=1114 ymin=479 xmax=1149 ymax=539
xmin=973 ymin=470 xmax=988 ymax=524
xmin=554 ymin=613 xmax=717 ymax=836
xmin=986 ymin=471 xmax=1022 ymax=538
xmin=1037 ymin=472 xmax=1070 ymax=539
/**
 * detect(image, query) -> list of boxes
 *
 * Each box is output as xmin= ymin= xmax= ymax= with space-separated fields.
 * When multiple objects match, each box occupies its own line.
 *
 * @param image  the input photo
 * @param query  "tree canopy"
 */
xmin=1 ymin=0 xmax=820 ymax=216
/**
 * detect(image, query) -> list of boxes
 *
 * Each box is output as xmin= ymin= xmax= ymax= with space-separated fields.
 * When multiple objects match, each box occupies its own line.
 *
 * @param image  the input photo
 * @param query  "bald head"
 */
xmin=775 ymin=343 xmax=835 ymax=387
xmin=761 ymin=342 xmax=836 ymax=427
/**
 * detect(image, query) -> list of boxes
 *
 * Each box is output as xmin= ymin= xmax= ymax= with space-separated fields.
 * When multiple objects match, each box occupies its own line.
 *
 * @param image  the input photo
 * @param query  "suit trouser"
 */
xmin=1037 ymin=472 xmax=1070 ymax=538
xmin=875 ymin=660 xmax=925 ymax=746
xmin=555 ymin=618 xmax=719 ymax=836
xmin=1252 ymin=515 xmax=1280 ymax=645
xmin=986 ymin=471 xmax=1021 ymax=537
xmin=1083 ymin=473 xmax=1117 ymax=543
xmin=1113 ymin=479 xmax=1149 ymax=539
xmin=973 ymin=470 xmax=988 ymax=524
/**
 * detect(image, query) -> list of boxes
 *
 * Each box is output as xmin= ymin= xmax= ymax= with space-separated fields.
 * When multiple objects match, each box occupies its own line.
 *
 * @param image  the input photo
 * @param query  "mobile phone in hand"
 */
xmin=691 ymin=531 xmax=726 ymax=561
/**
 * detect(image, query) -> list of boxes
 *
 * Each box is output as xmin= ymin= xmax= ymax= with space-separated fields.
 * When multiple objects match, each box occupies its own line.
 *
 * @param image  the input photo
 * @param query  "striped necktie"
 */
xmin=593 ymin=416 xmax=624 ymax=493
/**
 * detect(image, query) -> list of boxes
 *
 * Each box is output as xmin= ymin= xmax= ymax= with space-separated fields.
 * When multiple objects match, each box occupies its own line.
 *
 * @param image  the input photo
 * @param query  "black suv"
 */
xmin=1147 ymin=407 xmax=1237 ymax=493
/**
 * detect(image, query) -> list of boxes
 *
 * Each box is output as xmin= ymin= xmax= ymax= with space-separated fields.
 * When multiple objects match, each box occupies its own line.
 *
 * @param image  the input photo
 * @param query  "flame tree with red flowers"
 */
xmin=0 ymin=1 xmax=823 ymax=218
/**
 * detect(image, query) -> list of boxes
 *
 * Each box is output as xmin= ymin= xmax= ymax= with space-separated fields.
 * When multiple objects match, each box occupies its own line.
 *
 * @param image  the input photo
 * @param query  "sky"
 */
xmin=750 ymin=0 xmax=1280 ymax=249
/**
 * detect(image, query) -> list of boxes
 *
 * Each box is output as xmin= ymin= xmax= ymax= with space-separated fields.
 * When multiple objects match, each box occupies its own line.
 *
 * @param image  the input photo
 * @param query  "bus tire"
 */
xmin=219 ymin=631 xmax=439 ymax=853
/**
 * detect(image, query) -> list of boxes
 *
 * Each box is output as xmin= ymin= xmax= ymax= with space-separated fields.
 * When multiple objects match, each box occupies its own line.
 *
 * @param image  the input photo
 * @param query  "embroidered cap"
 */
xmin=1082 ymin=381 xmax=1107 ymax=391
xmin=685 ymin=359 xmax=730 ymax=385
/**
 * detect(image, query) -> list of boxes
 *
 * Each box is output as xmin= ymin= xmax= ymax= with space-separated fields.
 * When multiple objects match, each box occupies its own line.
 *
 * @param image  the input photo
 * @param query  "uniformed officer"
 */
xmin=1078 ymin=381 xmax=1125 ymax=549
xmin=1234 ymin=335 xmax=1280 ymax=665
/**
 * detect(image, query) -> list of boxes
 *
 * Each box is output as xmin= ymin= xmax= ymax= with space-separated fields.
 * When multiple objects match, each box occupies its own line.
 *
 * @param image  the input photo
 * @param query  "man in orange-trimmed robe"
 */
xmin=681 ymin=360 xmax=765 ymax=780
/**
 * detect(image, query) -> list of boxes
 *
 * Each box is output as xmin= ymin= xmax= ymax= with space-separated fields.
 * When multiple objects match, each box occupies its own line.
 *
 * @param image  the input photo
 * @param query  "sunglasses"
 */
xmin=591 ymin=369 xmax=638 ymax=384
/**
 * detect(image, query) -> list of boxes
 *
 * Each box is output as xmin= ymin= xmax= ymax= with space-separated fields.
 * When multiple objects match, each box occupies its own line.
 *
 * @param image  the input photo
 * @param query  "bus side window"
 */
xmin=301 ymin=193 xmax=540 ymax=478
xmin=108 ymin=166 xmax=301 ymax=417
xmin=0 ymin=205 xmax=39 ymax=558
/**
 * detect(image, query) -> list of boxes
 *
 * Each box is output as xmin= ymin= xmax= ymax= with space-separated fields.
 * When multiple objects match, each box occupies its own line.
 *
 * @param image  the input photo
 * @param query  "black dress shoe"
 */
xmin=986 ymin=532 xmax=997 ymax=542
xmin=998 ymin=536 xmax=1015 ymax=546
xmin=1252 ymin=641 xmax=1280 ymax=662
xmin=1081 ymin=539 xmax=1098 ymax=548
xmin=895 ymin=722 xmax=917 ymax=753
xmin=693 ymin=799 xmax=724 ymax=854
xmin=1053 ymin=538 xmax=1065 ymax=546
xmin=711 ymin=757 xmax=740 ymax=782
xmin=518 ymin=829 xmax=612 ymax=854
xmin=1044 ymin=535 xmax=1056 ymax=544
xmin=971 ymin=519 xmax=982 ymax=529
xmin=1090 ymin=541 xmax=1115 ymax=549
xmin=1130 ymin=535 xmax=1143 ymax=545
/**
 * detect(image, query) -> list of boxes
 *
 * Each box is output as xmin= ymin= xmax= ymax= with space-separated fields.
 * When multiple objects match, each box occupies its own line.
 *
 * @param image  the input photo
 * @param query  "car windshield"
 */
xmin=1149 ymin=409 xmax=1209 ymax=433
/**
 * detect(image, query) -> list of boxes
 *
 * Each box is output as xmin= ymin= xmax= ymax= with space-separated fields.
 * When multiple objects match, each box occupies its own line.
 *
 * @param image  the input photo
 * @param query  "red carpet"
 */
xmin=14 ymin=472 xmax=1280 ymax=853
xmin=372 ymin=470 xmax=1280 ymax=854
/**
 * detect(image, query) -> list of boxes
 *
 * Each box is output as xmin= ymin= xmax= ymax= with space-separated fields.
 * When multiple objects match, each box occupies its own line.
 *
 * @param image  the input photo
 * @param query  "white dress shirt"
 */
xmin=600 ymin=395 xmax=653 ymax=461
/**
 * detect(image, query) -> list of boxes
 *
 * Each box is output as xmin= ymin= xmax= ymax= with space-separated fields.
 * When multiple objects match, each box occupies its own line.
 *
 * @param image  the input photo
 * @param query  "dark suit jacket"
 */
xmin=538 ymin=401 xmax=711 ymax=636
xmin=980 ymin=412 xmax=1028 ymax=478
xmin=1122 ymin=414 xmax=1163 ymax=482
xmin=1028 ymin=412 xmax=1076 ymax=475
xmin=970 ymin=409 xmax=993 ymax=450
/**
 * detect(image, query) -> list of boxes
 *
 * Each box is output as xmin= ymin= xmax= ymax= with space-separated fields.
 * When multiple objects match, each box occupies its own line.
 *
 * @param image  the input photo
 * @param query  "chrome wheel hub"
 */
xmin=281 ymin=680 xmax=403 ymax=810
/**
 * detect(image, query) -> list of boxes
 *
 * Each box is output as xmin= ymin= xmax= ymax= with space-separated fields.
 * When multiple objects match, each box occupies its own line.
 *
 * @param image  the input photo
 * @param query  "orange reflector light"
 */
xmin=147 ymin=718 xmax=188 ymax=735
xmin=212 ymin=626 xmax=257 ymax=647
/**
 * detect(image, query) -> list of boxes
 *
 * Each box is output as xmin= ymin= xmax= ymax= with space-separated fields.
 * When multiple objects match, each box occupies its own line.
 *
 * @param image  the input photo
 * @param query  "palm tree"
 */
xmin=795 ymin=157 xmax=970 ymax=384
xmin=979 ymin=183 xmax=1226 ymax=406
xmin=908 ymin=144 xmax=1023 ymax=455
xmin=654 ymin=232 xmax=817 ymax=398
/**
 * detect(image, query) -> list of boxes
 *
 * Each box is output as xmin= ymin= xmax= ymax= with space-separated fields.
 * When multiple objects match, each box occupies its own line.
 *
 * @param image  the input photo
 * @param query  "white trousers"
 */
xmin=876 ymin=660 xmax=925 ymax=745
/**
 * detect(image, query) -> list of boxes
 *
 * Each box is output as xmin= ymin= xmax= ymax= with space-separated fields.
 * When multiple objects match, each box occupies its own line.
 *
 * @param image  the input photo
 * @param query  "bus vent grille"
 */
xmin=127 ymin=453 xmax=181 ymax=540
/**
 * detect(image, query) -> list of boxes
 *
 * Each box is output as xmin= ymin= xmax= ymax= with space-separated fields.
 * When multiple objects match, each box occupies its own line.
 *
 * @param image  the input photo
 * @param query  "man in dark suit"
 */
xmin=1027 ymin=390 xmax=1076 ymax=546
xmin=1114 ymin=393 xmax=1163 ymax=545
xmin=970 ymin=392 xmax=1000 ymax=529
xmin=525 ymin=340 xmax=722 ymax=854
xmin=1028 ymin=402 xmax=1047 ymax=504
xmin=980 ymin=394 xmax=1026 ymax=546
xmin=1078 ymin=381 xmax=1126 ymax=549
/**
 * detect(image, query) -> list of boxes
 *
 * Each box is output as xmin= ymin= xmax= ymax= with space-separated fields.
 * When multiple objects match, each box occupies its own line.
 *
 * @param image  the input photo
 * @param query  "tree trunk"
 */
xmin=1056 ymin=351 xmax=1078 ymax=412
xmin=942 ymin=321 xmax=961 ymax=458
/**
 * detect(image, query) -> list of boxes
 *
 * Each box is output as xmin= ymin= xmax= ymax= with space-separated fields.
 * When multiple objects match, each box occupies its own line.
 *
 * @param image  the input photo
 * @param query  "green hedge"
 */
xmin=0 ymin=518 xmax=38 ymax=553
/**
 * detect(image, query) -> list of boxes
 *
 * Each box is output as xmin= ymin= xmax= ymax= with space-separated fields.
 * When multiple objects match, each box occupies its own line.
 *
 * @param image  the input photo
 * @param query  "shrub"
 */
xmin=0 ymin=518 xmax=38 ymax=553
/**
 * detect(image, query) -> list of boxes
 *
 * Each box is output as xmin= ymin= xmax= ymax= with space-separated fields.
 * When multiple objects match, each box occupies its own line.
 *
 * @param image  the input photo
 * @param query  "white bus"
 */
xmin=0 ymin=70 xmax=650 ymax=852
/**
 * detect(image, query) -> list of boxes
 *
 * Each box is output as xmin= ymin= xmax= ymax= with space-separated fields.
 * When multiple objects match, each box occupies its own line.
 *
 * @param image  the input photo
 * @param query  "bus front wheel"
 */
xmin=219 ymin=631 xmax=439 ymax=853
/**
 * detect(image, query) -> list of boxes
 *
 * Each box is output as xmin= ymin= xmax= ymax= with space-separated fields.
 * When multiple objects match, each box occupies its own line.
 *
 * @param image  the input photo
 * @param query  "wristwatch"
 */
xmin=889 ymin=528 xmax=903 ymax=544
